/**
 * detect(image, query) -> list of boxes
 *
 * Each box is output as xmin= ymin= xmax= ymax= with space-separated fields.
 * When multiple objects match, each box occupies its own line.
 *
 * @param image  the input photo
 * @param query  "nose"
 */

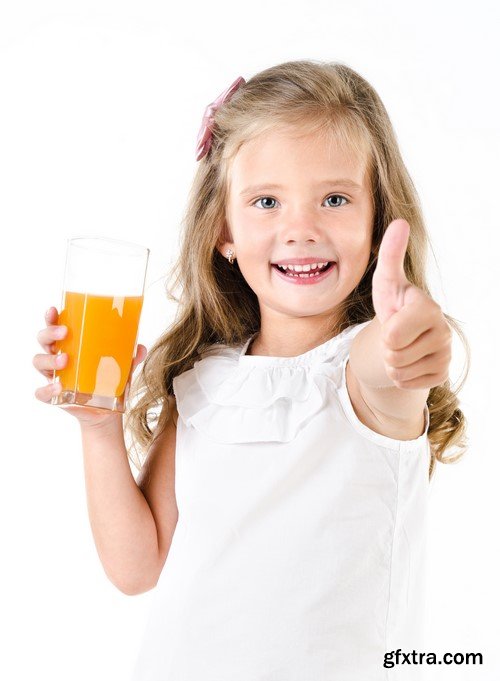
xmin=280 ymin=205 xmax=323 ymax=244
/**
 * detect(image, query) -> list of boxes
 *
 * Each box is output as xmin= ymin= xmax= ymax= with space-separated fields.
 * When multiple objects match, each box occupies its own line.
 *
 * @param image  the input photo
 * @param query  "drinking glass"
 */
xmin=50 ymin=236 xmax=150 ymax=412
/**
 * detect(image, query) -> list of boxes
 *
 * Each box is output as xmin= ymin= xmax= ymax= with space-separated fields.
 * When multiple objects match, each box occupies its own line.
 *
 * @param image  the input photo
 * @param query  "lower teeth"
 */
xmin=288 ymin=271 xmax=321 ymax=277
xmin=280 ymin=267 xmax=328 ymax=278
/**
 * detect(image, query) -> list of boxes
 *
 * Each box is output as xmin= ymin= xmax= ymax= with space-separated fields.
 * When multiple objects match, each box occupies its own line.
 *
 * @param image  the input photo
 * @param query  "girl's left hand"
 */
xmin=371 ymin=218 xmax=452 ymax=390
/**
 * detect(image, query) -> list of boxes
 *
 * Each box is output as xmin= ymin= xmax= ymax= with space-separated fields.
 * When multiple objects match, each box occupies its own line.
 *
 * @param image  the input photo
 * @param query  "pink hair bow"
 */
xmin=195 ymin=76 xmax=246 ymax=161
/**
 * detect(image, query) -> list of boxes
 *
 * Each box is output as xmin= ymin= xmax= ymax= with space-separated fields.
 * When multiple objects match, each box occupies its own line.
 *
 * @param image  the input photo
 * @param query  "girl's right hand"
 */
xmin=33 ymin=306 xmax=147 ymax=429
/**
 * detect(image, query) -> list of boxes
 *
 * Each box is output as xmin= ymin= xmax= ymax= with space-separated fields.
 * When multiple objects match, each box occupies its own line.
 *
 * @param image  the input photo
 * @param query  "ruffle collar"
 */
xmin=172 ymin=321 xmax=371 ymax=444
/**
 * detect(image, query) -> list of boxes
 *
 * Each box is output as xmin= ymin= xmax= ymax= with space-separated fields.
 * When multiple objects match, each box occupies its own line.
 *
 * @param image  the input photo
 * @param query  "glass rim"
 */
xmin=67 ymin=235 xmax=150 ymax=257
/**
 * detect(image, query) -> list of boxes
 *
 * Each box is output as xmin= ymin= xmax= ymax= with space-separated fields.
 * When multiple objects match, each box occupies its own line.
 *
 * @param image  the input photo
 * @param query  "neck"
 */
xmin=246 ymin=322 xmax=341 ymax=358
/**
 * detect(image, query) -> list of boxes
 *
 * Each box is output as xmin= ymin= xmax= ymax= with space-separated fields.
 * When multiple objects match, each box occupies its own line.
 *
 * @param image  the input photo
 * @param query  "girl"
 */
xmin=34 ymin=60 xmax=469 ymax=680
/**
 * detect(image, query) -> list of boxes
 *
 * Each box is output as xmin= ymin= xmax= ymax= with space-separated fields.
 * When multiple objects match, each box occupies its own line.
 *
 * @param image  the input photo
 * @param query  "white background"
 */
xmin=1 ymin=0 xmax=499 ymax=679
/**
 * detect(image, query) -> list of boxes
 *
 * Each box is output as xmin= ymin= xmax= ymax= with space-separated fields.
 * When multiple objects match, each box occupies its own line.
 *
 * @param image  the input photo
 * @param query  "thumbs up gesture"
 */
xmin=372 ymin=219 xmax=452 ymax=390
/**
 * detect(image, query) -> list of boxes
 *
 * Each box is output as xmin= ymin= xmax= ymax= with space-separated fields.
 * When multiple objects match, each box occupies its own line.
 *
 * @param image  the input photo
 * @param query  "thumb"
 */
xmin=374 ymin=219 xmax=410 ymax=285
xmin=132 ymin=344 xmax=148 ymax=371
xmin=124 ymin=345 xmax=147 ymax=403
xmin=372 ymin=219 xmax=411 ymax=325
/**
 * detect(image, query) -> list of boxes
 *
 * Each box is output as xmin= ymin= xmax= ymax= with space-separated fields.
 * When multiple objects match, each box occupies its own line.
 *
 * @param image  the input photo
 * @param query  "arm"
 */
xmin=80 ymin=415 xmax=162 ymax=595
xmin=348 ymin=315 xmax=430 ymax=430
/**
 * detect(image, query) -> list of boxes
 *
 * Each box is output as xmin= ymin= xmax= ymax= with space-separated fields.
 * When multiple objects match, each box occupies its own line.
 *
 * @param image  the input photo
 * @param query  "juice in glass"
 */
xmin=50 ymin=237 xmax=149 ymax=412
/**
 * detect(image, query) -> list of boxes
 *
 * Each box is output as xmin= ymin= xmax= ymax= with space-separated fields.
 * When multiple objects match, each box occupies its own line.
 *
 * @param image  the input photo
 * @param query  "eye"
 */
xmin=324 ymin=194 xmax=349 ymax=208
xmin=251 ymin=194 xmax=349 ymax=209
xmin=253 ymin=197 xmax=278 ymax=209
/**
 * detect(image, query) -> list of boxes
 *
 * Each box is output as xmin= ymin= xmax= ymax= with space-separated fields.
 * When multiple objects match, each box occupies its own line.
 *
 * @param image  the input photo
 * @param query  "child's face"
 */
xmin=220 ymin=125 xmax=374 ymax=327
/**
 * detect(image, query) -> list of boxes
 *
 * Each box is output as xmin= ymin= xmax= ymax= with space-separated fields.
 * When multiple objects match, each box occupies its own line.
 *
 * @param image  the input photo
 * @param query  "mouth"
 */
xmin=270 ymin=260 xmax=336 ymax=285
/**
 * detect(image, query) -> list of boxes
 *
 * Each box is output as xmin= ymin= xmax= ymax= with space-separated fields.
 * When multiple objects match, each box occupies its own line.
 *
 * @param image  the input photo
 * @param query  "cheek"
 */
xmin=235 ymin=246 xmax=270 ymax=283
xmin=336 ymin=235 xmax=371 ymax=280
xmin=238 ymin=230 xmax=272 ymax=260
xmin=340 ymin=231 xmax=371 ymax=259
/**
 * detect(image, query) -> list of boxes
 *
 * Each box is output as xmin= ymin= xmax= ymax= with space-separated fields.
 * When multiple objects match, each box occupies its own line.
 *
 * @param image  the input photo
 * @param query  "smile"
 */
xmin=270 ymin=261 xmax=336 ymax=285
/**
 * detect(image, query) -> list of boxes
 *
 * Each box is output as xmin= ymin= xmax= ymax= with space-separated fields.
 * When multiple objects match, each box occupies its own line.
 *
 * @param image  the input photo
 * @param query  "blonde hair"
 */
xmin=124 ymin=59 xmax=470 ymax=481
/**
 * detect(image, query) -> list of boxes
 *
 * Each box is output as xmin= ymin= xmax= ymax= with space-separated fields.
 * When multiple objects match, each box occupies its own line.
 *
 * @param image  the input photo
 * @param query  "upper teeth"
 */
xmin=277 ymin=262 xmax=329 ymax=272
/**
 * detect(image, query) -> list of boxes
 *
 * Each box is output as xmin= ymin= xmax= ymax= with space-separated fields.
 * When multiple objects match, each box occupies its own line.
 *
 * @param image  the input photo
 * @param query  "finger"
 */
xmin=382 ymin=291 xmax=437 ymax=349
xmin=383 ymin=324 xmax=443 ymax=368
xmin=125 ymin=346 xmax=148 ymax=402
xmin=32 ymin=351 xmax=67 ymax=378
xmin=392 ymin=372 xmax=447 ymax=390
xmin=45 ymin=306 xmax=58 ymax=323
xmin=387 ymin=347 xmax=450 ymax=383
xmin=374 ymin=219 xmax=410 ymax=286
xmin=38 ymin=306 xmax=61 ymax=353
xmin=34 ymin=381 xmax=62 ymax=403
xmin=37 ymin=324 xmax=67 ymax=354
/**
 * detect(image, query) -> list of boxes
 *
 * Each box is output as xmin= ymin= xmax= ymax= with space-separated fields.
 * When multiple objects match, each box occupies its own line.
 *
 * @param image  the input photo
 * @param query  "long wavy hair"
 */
xmin=124 ymin=59 xmax=470 ymax=482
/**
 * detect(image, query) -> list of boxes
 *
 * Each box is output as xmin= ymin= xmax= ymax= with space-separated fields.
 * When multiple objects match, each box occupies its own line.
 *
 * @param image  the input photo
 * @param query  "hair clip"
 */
xmin=195 ymin=76 xmax=246 ymax=161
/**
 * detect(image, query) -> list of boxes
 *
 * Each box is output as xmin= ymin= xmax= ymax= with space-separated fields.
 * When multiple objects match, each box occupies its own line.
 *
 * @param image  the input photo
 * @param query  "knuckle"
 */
xmin=437 ymin=344 xmax=451 ymax=363
xmin=384 ymin=348 xmax=397 ymax=364
xmin=383 ymin=328 xmax=396 ymax=346
xmin=34 ymin=354 xmax=47 ymax=369
xmin=388 ymin=365 xmax=400 ymax=380
xmin=440 ymin=319 xmax=451 ymax=338
xmin=384 ymin=323 xmax=404 ymax=348
xmin=34 ymin=387 xmax=47 ymax=402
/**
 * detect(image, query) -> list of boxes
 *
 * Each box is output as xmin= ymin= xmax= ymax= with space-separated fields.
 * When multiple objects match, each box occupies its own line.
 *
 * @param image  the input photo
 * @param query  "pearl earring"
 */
xmin=226 ymin=249 xmax=235 ymax=265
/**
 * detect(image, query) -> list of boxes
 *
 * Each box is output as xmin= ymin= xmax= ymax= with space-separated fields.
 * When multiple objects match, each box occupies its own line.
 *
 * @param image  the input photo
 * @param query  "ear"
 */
xmin=216 ymin=219 xmax=235 ymax=259
xmin=216 ymin=241 xmax=235 ymax=260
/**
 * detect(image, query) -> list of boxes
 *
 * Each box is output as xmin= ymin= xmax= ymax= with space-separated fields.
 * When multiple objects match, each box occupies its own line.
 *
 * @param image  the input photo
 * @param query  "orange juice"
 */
xmin=53 ymin=290 xmax=143 ymax=402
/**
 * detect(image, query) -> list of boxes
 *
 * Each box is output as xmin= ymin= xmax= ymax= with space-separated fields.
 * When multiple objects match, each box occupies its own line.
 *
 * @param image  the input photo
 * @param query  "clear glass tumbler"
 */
xmin=50 ymin=236 xmax=150 ymax=412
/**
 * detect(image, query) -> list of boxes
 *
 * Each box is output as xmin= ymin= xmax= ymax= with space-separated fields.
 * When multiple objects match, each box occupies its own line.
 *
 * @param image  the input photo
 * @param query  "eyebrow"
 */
xmin=239 ymin=179 xmax=363 ymax=196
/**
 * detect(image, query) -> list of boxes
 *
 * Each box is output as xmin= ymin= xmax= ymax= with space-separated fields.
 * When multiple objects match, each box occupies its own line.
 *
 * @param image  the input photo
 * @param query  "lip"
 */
xmin=271 ymin=257 xmax=334 ymax=266
xmin=271 ymin=261 xmax=336 ymax=285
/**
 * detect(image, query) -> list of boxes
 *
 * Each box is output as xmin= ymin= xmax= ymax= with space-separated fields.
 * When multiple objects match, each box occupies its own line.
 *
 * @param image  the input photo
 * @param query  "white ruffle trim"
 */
xmin=172 ymin=321 xmax=372 ymax=444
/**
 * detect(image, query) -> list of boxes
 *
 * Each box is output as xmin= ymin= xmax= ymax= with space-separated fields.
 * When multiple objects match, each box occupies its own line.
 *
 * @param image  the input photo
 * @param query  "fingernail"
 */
xmin=45 ymin=308 xmax=52 ymax=319
xmin=54 ymin=326 xmax=66 ymax=338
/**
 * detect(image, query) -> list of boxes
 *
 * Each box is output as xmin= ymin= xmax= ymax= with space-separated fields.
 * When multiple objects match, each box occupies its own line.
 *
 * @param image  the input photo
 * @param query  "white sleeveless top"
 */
xmin=130 ymin=320 xmax=431 ymax=681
